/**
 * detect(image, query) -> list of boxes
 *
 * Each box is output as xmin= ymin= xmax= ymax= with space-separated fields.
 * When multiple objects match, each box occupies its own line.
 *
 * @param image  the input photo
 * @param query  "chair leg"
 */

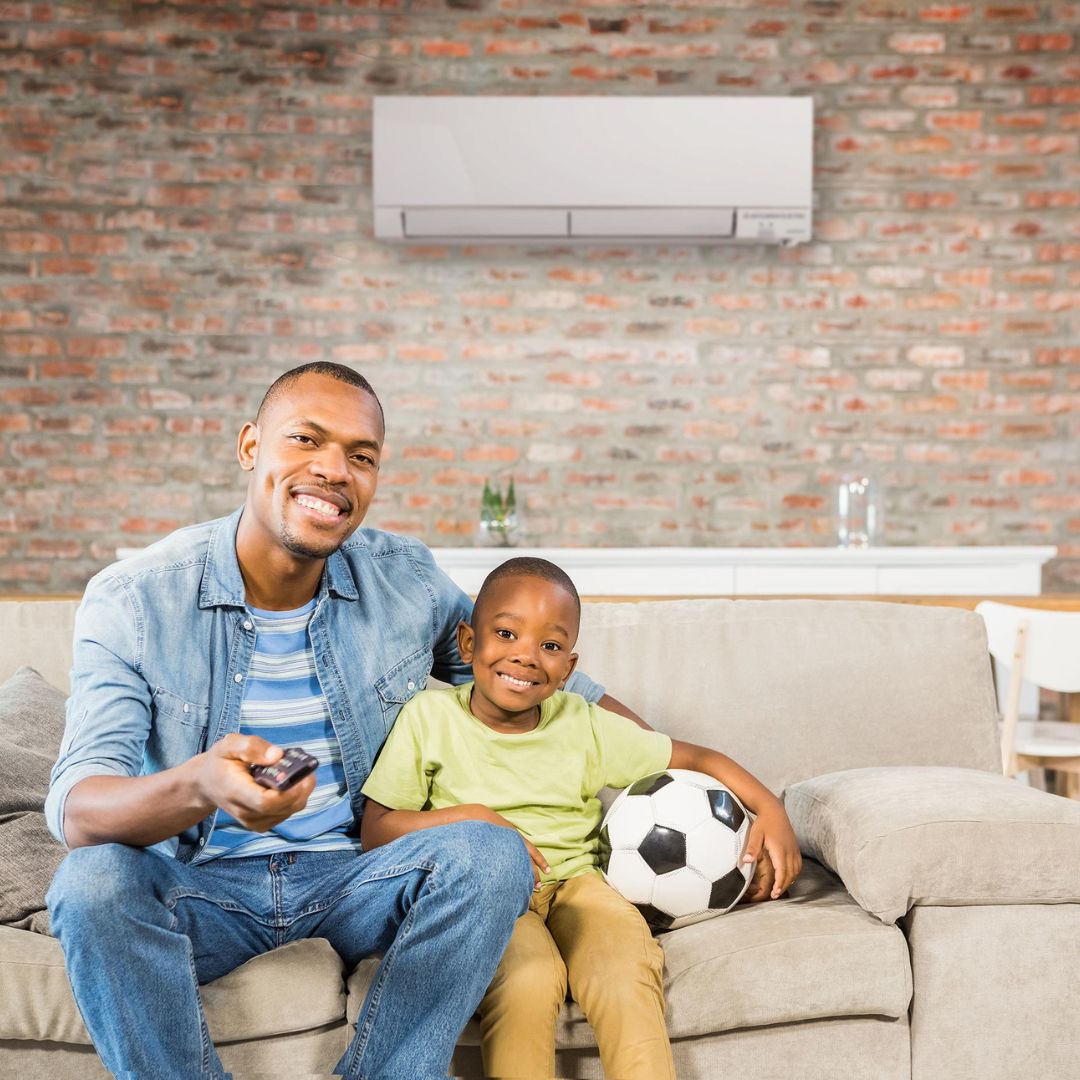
xmin=1000 ymin=622 xmax=1029 ymax=776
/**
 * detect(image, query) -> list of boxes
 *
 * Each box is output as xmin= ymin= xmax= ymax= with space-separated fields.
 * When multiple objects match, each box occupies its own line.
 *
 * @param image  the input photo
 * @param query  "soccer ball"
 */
xmin=598 ymin=769 xmax=754 ymax=931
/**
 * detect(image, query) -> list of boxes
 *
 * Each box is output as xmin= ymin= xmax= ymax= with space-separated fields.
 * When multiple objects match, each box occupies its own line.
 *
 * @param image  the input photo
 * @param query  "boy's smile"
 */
xmin=457 ymin=574 xmax=580 ymax=734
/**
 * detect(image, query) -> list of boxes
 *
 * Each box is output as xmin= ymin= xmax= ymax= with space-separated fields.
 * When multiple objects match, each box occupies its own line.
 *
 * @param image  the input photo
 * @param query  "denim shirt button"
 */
xmin=243 ymin=620 xmax=253 ymax=631
xmin=407 ymin=680 xmax=415 ymax=690
xmin=234 ymin=673 xmax=243 ymax=683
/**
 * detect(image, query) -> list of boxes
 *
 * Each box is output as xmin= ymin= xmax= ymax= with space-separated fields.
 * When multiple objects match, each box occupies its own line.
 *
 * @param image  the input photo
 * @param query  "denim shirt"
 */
xmin=45 ymin=508 xmax=604 ymax=860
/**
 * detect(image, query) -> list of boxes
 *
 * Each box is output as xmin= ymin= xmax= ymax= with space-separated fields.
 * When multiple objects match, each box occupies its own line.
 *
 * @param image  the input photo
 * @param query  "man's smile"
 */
xmin=291 ymin=488 xmax=350 ymax=520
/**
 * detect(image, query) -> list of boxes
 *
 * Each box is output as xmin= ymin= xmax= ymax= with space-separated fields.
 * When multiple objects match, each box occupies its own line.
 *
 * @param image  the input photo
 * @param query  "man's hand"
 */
xmin=740 ymin=802 xmax=802 ymax=901
xmin=452 ymin=803 xmax=550 ymax=885
xmin=194 ymin=734 xmax=317 ymax=833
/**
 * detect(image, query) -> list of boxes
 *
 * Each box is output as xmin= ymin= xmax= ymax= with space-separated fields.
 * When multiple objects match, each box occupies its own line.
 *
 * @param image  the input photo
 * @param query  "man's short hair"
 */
xmin=256 ymin=362 xmax=384 ymax=426
xmin=475 ymin=557 xmax=582 ymax=623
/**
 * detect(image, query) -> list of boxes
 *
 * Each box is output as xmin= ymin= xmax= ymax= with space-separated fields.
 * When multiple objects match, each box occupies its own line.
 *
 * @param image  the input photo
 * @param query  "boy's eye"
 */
xmin=541 ymin=642 xmax=560 ymax=652
xmin=495 ymin=628 xmax=514 ymax=640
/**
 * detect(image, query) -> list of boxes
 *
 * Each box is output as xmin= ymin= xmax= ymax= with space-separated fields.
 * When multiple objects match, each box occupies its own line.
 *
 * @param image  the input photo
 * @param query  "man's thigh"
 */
xmin=48 ymin=843 xmax=279 ymax=986
xmin=291 ymin=822 xmax=532 ymax=970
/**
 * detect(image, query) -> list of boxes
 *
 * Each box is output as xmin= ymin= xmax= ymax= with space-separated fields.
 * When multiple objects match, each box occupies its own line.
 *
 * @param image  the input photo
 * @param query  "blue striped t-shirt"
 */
xmin=197 ymin=599 xmax=361 ymax=862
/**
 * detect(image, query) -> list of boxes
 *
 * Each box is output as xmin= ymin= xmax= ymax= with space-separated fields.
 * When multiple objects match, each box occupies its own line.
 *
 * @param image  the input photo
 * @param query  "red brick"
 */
xmin=3 ymin=231 xmax=62 ymax=253
xmin=67 ymin=233 xmax=128 ymax=255
xmin=3 ymin=334 xmax=60 ymax=357
xmin=0 ymin=414 xmax=31 ymax=433
xmin=421 ymin=42 xmax=471 ymax=58
xmin=918 ymin=5 xmax=975 ymax=20
xmin=27 ymin=538 xmax=81 ymax=558
xmin=927 ymin=111 xmax=983 ymax=131
xmin=889 ymin=32 xmax=946 ymax=53
xmin=1001 ymin=469 xmax=1056 ymax=485
xmin=40 ymin=258 xmax=97 ymax=275
xmin=1016 ymin=33 xmax=1074 ymax=50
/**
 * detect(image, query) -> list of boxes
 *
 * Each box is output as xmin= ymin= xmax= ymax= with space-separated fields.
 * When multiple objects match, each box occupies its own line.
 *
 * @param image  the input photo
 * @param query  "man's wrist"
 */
xmin=181 ymin=753 xmax=218 ymax=818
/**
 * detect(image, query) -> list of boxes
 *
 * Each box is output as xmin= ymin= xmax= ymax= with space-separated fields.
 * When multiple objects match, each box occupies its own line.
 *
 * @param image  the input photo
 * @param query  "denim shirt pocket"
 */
xmin=374 ymin=648 xmax=433 ymax=724
xmin=150 ymin=687 xmax=211 ymax=761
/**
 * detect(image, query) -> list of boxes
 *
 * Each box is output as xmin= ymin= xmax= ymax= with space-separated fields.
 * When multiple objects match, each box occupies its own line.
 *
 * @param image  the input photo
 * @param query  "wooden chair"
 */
xmin=976 ymin=602 xmax=1080 ymax=796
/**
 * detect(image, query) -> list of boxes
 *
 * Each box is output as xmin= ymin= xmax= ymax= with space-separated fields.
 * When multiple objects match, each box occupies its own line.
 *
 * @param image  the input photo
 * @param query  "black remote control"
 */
xmin=250 ymin=747 xmax=319 ymax=792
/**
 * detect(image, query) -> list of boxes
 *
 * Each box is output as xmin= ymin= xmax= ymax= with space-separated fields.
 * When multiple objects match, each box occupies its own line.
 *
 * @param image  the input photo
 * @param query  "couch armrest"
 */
xmin=782 ymin=766 xmax=1080 ymax=924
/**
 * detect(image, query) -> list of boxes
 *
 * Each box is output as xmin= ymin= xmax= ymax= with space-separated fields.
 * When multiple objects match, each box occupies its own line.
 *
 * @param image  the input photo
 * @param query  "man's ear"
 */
xmin=456 ymin=620 xmax=475 ymax=664
xmin=237 ymin=421 xmax=259 ymax=472
xmin=558 ymin=651 xmax=579 ymax=689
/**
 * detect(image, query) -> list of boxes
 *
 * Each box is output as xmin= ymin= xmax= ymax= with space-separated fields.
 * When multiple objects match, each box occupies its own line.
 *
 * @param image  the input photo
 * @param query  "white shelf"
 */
xmin=428 ymin=546 xmax=1056 ymax=598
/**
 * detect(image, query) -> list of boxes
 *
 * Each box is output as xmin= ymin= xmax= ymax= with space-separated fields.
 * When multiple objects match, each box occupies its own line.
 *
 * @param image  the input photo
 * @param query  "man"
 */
xmin=44 ymin=362 xmax=622 ymax=1080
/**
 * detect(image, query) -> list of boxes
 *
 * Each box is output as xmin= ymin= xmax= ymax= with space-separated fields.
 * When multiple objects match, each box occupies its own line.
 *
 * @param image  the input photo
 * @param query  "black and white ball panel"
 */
xmin=599 ymin=768 xmax=754 ymax=931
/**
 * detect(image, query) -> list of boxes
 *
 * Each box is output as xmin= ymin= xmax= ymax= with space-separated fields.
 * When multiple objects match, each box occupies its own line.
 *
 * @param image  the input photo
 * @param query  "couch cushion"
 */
xmin=573 ymin=600 xmax=1002 ymax=796
xmin=0 ymin=667 xmax=70 ymax=935
xmin=784 ymin=766 xmax=1080 ymax=925
xmin=0 ymin=927 xmax=346 ymax=1044
xmin=0 ymin=600 xmax=80 ymax=693
xmin=346 ymin=861 xmax=911 ymax=1045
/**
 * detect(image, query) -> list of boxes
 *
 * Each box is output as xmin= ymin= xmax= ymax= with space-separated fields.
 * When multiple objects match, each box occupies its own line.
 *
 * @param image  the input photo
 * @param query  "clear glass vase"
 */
xmin=836 ymin=453 xmax=882 ymax=549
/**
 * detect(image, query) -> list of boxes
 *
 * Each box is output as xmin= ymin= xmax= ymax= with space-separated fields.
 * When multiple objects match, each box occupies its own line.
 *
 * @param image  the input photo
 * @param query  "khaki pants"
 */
xmin=478 ymin=872 xmax=675 ymax=1080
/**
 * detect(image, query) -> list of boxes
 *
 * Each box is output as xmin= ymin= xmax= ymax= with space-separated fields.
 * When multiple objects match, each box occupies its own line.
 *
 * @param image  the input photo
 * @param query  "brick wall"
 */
xmin=1 ymin=1 xmax=1078 ymax=594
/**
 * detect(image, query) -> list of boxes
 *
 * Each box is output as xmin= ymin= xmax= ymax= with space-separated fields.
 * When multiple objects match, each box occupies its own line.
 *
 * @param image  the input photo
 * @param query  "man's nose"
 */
xmin=309 ymin=443 xmax=349 ymax=482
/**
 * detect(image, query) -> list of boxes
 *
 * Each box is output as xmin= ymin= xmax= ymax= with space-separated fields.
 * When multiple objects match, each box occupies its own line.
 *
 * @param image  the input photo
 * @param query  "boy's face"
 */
xmin=457 ymin=574 xmax=580 ymax=731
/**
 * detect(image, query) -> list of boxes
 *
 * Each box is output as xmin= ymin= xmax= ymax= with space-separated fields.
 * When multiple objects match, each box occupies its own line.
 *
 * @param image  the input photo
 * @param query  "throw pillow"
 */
xmin=783 ymin=765 xmax=1080 ymax=925
xmin=0 ymin=666 xmax=70 ymax=934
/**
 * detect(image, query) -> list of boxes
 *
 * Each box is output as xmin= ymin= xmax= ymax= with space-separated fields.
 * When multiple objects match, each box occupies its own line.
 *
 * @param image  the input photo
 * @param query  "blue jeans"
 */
xmin=47 ymin=822 xmax=533 ymax=1080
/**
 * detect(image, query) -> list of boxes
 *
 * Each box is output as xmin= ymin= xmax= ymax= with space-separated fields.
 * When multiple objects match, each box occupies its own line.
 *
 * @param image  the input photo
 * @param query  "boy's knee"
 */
xmin=487 ymin=954 xmax=567 ymax=1016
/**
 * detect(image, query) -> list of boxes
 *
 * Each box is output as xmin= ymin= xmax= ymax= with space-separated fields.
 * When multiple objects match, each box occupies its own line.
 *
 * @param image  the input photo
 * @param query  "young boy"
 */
xmin=361 ymin=557 xmax=801 ymax=1080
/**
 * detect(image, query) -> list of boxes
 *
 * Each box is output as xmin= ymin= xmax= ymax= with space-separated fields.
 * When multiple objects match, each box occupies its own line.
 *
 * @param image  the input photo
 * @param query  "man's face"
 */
xmin=458 ymin=574 xmax=580 ymax=730
xmin=237 ymin=373 xmax=384 ymax=561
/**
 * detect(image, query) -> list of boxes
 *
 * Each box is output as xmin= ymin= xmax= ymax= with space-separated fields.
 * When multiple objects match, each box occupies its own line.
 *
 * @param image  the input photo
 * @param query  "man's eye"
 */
xmin=352 ymin=454 xmax=375 ymax=466
xmin=291 ymin=434 xmax=315 ymax=445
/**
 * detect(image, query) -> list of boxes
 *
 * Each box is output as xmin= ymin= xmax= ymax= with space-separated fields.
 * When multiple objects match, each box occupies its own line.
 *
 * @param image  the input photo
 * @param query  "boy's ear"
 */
xmin=558 ymin=651 xmax=579 ymax=689
xmin=456 ymin=620 xmax=475 ymax=664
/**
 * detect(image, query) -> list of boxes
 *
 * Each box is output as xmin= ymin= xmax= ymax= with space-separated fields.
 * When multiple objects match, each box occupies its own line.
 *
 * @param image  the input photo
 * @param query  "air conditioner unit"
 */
xmin=373 ymin=96 xmax=813 ymax=246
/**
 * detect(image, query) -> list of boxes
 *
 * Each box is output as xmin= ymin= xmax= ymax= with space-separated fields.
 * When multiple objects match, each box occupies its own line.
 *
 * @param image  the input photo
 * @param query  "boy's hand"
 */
xmin=741 ymin=855 xmax=775 ymax=904
xmin=740 ymin=801 xmax=802 ymax=901
xmin=454 ymin=803 xmax=551 ymax=886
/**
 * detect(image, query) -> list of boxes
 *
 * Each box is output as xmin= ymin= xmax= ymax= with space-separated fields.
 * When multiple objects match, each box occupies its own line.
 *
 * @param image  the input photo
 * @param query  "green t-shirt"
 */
xmin=361 ymin=682 xmax=672 ymax=883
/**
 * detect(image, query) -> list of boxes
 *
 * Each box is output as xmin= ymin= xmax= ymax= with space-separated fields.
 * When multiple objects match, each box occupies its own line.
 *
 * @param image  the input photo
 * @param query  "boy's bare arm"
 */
xmin=360 ymin=797 xmax=474 ymax=849
xmin=668 ymin=739 xmax=802 ymax=899
xmin=361 ymin=798 xmax=550 ymax=882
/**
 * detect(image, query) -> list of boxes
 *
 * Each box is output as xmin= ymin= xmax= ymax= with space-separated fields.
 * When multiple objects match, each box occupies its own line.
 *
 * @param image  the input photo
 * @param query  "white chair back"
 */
xmin=975 ymin=602 xmax=1080 ymax=694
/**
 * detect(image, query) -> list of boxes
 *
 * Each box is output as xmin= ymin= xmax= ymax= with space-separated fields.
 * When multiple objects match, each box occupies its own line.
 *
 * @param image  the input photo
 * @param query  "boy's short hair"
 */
xmin=474 ymin=557 xmax=582 ymax=624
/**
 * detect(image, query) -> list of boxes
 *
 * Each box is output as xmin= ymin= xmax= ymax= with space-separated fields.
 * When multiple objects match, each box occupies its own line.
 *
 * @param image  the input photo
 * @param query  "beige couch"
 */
xmin=2 ymin=597 xmax=1079 ymax=1080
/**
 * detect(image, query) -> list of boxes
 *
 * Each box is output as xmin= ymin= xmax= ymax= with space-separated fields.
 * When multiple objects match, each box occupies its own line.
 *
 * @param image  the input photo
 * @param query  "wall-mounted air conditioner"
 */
xmin=373 ymin=96 xmax=813 ymax=245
